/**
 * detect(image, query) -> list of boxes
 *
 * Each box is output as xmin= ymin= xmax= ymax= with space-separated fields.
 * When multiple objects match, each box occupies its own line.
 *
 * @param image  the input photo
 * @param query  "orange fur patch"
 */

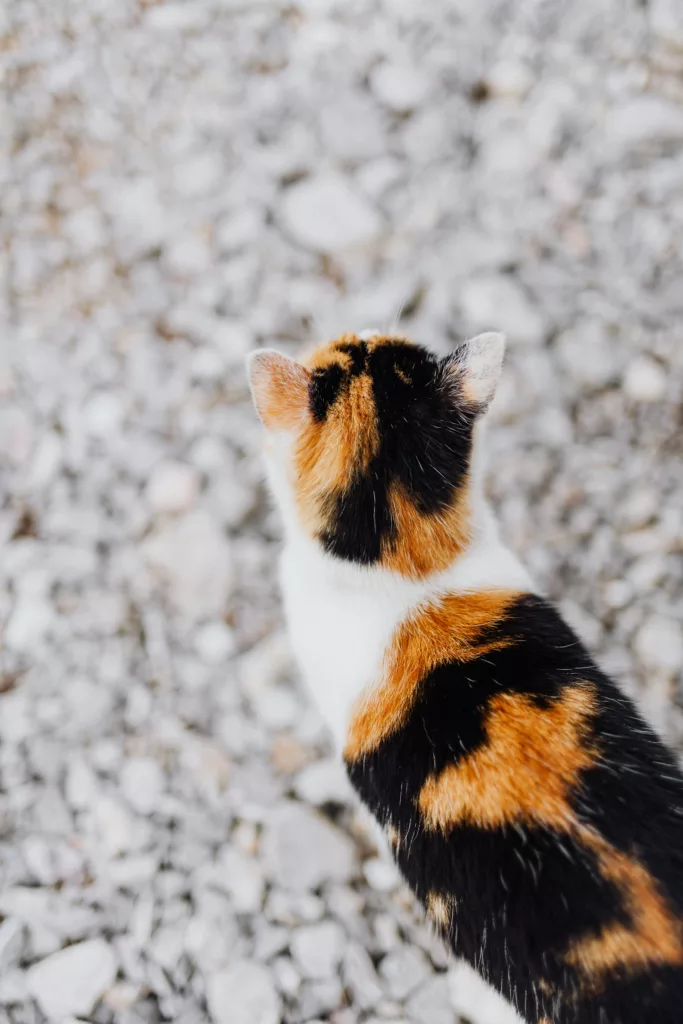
xmin=427 ymin=891 xmax=454 ymax=929
xmin=418 ymin=683 xmax=598 ymax=833
xmin=564 ymin=829 xmax=683 ymax=984
xmin=294 ymin=364 xmax=379 ymax=532
xmin=344 ymin=589 xmax=520 ymax=760
xmin=381 ymin=480 xmax=471 ymax=579
xmin=386 ymin=824 xmax=400 ymax=848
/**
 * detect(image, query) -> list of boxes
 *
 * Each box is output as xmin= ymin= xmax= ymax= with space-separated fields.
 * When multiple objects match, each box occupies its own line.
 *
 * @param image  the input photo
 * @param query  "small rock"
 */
xmin=4 ymin=596 xmax=53 ymax=653
xmin=342 ymin=944 xmax=383 ymax=1010
xmin=121 ymin=757 xmax=165 ymax=816
xmin=26 ymin=939 xmax=117 ymax=1019
xmin=635 ymin=616 xmax=683 ymax=675
xmin=270 ymin=734 xmax=314 ymax=775
xmin=194 ymin=621 xmax=236 ymax=664
xmin=0 ymin=406 xmax=34 ymax=465
xmin=65 ymin=758 xmax=99 ymax=810
xmin=291 ymin=921 xmax=345 ymax=979
xmin=298 ymin=978 xmax=345 ymax=1019
xmin=0 ymin=968 xmax=28 ymax=1006
xmin=142 ymin=510 xmax=233 ymax=620
xmin=272 ymin=955 xmax=301 ymax=997
xmin=486 ymin=59 xmax=534 ymax=98
xmin=607 ymin=96 xmax=683 ymax=151
xmin=281 ymin=173 xmax=382 ymax=253
xmin=623 ymin=356 xmax=667 ymax=402
xmin=379 ymin=946 xmax=430 ymax=1001
xmin=146 ymin=461 xmax=200 ymax=515
xmin=406 ymin=975 xmax=453 ymax=1024
xmin=371 ymin=63 xmax=431 ymax=111
xmin=0 ymin=919 xmax=25 ymax=973
xmin=263 ymin=803 xmax=357 ymax=892
xmin=461 ymin=276 xmax=546 ymax=346
xmin=94 ymin=795 xmax=135 ymax=856
xmin=651 ymin=0 xmax=683 ymax=47
xmin=294 ymin=758 xmax=351 ymax=806
xmin=363 ymin=856 xmax=401 ymax=892
xmin=206 ymin=961 xmax=280 ymax=1024
xmin=555 ymin=322 xmax=618 ymax=390
xmin=83 ymin=392 xmax=124 ymax=438
xmin=219 ymin=848 xmax=265 ymax=913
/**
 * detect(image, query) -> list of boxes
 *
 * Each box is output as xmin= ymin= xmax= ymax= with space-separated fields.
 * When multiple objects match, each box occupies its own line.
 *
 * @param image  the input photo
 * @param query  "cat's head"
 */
xmin=248 ymin=332 xmax=505 ymax=579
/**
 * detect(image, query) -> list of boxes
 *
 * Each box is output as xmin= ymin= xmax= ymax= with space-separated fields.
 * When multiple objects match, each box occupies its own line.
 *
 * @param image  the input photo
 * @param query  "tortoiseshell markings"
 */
xmin=426 ymin=891 xmax=454 ymax=930
xmin=381 ymin=479 xmax=471 ymax=579
xmin=385 ymin=823 xmax=400 ymax=848
xmin=293 ymin=366 xmax=380 ymax=535
xmin=344 ymin=588 xmax=521 ymax=761
xmin=565 ymin=828 xmax=683 ymax=986
xmin=417 ymin=682 xmax=599 ymax=834
xmin=295 ymin=332 xmax=478 ymax=578
xmin=413 ymin=672 xmax=683 ymax=988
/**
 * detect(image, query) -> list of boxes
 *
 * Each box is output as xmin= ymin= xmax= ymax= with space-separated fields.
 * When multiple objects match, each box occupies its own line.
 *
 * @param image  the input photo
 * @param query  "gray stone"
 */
xmin=26 ymin=939 xmax=117 ymax=1019
xmin=461 ymin=277 xmax=546 ymax=346
xmin=342 ymin=944 xmax=383 ymax=1011
xmin=281 ymin=174 xmax=382 ymax=253
xmin=146 ymin=461 xmax=200 ymax=515
xmin=291 ymin=921 xmax=345 ymax=979
xmin=263 ymin=803 xmax=357 ymax=892
xmin=142 ymin=510 xmax=233 ymax=620
xmin=405 ymin=975 xmax=453 ymax=1024
xmin=379 ymin=946 xmax=431 ymax=1000
xmin=206 ymin=961 xmax=280 ymax=1024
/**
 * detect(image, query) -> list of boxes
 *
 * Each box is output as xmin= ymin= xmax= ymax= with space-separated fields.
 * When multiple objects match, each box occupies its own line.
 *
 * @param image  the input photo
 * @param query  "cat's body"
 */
xmin=249 ymin=332 xmax=683 ymax=1024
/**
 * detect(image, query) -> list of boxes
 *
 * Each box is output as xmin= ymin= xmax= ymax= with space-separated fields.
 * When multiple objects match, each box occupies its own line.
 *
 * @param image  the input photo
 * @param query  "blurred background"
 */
xmin=2 ymin=1 xmax=683 ymax=1022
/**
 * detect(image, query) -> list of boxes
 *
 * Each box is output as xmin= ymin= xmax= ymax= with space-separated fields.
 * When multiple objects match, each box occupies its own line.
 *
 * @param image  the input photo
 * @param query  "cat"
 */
xmin=247 ymin=331 xmax=683 ymax=1024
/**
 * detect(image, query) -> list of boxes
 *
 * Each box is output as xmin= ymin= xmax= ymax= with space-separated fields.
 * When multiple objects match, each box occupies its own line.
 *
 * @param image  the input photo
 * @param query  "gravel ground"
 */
xmin=2 ymin=1 xmax=683 ymax=1022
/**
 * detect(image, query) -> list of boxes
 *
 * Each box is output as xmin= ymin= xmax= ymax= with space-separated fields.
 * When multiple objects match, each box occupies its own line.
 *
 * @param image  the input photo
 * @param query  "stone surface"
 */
xmin=146 ymin=461 xmax=200 ymax=515
xmin=206 ymin=961 xmax=280 ymax=1024
xmin=26 ymin=939 xmax=117 ymax=1018
xmin=263 ymin=804 xmax=357 ymax=892
xmin=291 ymin=921 xmax=345 ymax=979
xmin=281 ymin=174 xmax=382 ymax=253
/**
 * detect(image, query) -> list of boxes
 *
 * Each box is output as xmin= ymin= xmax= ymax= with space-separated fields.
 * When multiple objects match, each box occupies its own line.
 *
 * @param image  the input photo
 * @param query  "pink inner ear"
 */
xmin=249 ymin=351 xmax=311 ymax=429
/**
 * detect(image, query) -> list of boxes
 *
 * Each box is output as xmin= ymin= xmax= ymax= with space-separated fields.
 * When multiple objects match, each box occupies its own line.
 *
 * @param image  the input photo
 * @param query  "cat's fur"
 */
xmin=248 ymin=331 xmax=683 ymax=1024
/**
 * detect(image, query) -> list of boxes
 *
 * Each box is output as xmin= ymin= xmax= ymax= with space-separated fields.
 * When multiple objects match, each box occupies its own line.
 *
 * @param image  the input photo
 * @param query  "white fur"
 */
xmin=262 ymin=422 xmax=536 ymax=754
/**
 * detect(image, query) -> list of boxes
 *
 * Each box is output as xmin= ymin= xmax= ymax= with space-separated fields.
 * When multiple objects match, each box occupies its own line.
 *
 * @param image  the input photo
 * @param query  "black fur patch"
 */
xmin=309 ymin=339 xmax=475 ymax=564
xmin=346 ymin=595 xmax=683 ymax=1023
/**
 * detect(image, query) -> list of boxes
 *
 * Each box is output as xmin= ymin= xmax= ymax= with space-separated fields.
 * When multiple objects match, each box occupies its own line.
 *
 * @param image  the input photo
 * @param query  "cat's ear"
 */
xmin=441 ymin=332 xmax=506 ymax=411
xmin=247 ymin=349 xmax=311 ymax=430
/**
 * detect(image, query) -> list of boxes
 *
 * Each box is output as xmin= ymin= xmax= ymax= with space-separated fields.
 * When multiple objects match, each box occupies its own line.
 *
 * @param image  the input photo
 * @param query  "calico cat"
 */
xmin=247 ymin=331 xmax=683 ymax=1024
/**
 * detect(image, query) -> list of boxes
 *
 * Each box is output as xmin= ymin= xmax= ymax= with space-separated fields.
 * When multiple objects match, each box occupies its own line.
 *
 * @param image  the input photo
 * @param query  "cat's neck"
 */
xmin=281 ymin=499 xmax=534 ymax=600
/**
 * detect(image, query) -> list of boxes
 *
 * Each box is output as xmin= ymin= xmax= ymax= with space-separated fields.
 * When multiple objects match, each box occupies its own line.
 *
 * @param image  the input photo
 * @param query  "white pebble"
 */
xmin=206 ymin=961 xmax=280 ymax=1024
xmin=195 ymin=620 xmax=236 ymax=664
xmin=461 ymin=276 xmax=546 ymax=346
xmin=294 ymin=759 xmax=351 ymax=806
xmin=142 ymin=510 xmax=233 ymax=621
xmin=281 ymin=173 xmax=382 ymax=253
xmin=146 ymin=461 xmax=200 ymax=515
xmin=263 ymin=803 xmax=356 ymax=892
xmin=623 ymin=356 xmax=667 ymax=402
xmin=363 ymin=856 xmax=401 ymax=893
xmin=635 ymin=616 xmax=683 ymax=675
xmin=371 ymin=62 xmax=431 ymax=111
xmin=291 ymin=921 xmax=345 ymax=979
xmin=26 ymin=939 xmax=117 ymax=1019
xmin=121 ymin=757 xmax=165 ymax=816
